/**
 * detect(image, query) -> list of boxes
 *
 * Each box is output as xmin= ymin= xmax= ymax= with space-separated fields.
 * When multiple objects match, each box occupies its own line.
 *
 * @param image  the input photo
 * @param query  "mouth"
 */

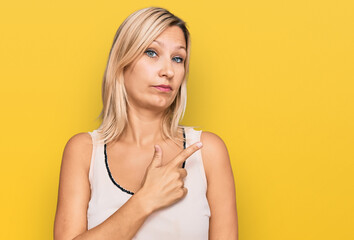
xmin=153 ymin=85 xmax=172 ymax=92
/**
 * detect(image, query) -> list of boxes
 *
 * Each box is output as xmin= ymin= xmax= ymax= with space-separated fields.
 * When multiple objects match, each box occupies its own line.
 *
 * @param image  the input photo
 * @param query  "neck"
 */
xmin=121 ymin=106 xmax=167 ymax=148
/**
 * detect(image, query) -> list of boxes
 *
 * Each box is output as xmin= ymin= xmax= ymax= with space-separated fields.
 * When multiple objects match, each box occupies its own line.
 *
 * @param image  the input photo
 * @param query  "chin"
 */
xmin=147 ymin=101 xmax=172 ymax=112
xmin=151 ymin=95 xmax=173 ymax=105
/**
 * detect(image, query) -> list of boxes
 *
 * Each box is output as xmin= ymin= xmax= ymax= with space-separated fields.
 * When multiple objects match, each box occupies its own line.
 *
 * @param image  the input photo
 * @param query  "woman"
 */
xmin=54 ymin=7 xmax=238 ymax=240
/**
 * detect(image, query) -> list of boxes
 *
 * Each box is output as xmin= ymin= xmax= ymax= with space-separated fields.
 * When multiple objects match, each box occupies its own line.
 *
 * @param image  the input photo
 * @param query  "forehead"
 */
xmin=152 ymin=26 xmax=186 ymax=48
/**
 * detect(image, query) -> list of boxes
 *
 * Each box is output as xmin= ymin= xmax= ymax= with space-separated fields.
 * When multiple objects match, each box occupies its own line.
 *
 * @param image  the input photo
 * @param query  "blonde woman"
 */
xmin=54 ymin=7 xmax=238 ymax=240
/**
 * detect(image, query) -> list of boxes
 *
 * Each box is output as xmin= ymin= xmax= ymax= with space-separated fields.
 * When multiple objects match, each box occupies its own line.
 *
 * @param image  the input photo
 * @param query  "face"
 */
xmin=123 ymin=26 xmax=187 ymax=112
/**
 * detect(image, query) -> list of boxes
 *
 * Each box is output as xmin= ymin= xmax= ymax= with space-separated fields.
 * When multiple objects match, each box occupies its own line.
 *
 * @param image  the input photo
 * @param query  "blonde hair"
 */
xmin=95 ymin=7 xmax=192 ymax=145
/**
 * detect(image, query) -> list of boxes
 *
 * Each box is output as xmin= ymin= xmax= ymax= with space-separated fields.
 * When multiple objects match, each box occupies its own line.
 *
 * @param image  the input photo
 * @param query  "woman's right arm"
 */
xmin=54 ymin=133 xmax=154 ymax=240
xmin=54 ymin=133 xmax=203 ymax=240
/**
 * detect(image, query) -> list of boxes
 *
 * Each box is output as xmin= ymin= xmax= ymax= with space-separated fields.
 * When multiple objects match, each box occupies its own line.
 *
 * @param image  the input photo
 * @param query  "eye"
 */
xmin=145 ymin=49 xmax=157 ymax=58
xmin=173 ymin=56 xmax=184 ymax=63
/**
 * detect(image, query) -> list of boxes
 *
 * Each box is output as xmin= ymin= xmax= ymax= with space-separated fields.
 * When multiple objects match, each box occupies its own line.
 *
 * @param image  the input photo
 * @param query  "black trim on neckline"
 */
xmin=104 ymin=127 xmax=187 ymax=195
xmin=104 ymin=144 xmax=134 ymax=195
xmin=182 ymin=127 xmax=186 ymax=168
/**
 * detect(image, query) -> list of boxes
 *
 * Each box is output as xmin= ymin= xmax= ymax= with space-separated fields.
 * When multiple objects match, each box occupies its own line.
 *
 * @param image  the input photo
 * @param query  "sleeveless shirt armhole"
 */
xmin=87 ymin=131 xmax=96 ymax=183
xmin=195 ymin=129 xmax=208 ymax=190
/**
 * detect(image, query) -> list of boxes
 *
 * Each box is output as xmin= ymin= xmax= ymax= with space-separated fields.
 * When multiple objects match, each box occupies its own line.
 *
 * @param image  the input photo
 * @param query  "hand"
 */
xmin=137 ymin=142 xmax=203 ymax=213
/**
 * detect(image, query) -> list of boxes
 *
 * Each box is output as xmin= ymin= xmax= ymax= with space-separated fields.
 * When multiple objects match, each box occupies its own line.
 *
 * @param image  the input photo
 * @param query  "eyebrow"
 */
xmin=152 ymin=40 xmax=186 ymax=51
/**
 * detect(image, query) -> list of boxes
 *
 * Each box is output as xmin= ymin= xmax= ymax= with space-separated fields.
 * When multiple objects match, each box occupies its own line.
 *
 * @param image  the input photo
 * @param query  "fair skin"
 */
xmin=54 ymin=26 xmax=238 ymax=239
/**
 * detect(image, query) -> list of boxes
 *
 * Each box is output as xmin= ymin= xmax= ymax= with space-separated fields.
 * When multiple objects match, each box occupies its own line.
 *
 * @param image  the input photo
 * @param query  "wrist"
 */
xmin=133 ymin=188 xmax=155 ymax=216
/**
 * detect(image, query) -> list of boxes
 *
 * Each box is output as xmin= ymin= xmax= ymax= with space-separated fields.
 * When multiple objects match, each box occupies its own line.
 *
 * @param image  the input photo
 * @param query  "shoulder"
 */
xmin=200 ymin=131 xmax=226 ymax=147
xmin=63 ymin=132 xmax=93 ymax=158
xmin=61 ymin=132 xmax=93 ymax=173
xmin=65 ymin=132 xmax=92 ymax=149
xmin=200 ymin=131 xmax=229 ymax=157
xmin=199 ymin=131 xmax=231 ymax=182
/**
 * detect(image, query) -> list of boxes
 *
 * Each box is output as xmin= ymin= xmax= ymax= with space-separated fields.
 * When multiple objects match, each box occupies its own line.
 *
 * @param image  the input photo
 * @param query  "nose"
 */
xmin=158 ymin=58 xmax=174 ymax=79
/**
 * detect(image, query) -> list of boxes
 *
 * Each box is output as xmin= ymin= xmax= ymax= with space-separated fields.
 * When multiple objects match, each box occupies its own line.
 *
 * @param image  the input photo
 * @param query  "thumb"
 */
xmin=150 ymin=144 xmax=163 ymax=168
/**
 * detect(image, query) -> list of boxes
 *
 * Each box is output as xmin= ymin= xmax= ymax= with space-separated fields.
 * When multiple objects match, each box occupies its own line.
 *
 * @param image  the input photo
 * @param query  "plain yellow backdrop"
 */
xmin=0 ymin=0 xmax=353 ymax=239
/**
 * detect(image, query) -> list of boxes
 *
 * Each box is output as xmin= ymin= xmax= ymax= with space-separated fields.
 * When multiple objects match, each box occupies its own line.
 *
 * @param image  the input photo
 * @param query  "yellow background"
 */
xmin=0 ymin=0 xmax=353 ymax=239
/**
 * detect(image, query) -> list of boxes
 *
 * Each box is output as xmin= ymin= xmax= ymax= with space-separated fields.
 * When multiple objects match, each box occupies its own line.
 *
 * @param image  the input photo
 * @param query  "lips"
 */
xmin=153 ymin=85 xmax=172 ymax=92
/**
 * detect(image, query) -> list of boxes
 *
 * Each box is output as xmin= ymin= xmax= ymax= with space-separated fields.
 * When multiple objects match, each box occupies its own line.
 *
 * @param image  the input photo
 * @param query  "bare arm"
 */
xmin=73 ymin=191 xmax=152 ymax=240
xmin=201 ymin=132 xmax=238 ymax=240
xmin=54 ymin=133 xmax=202 ymax=240
xmin=53 ymin=133 xmax=153 ymax=239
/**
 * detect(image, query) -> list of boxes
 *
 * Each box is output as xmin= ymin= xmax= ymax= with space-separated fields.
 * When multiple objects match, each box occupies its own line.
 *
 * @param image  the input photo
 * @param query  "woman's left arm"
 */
xmin=201 ymin=131 xmax=238 ymax=240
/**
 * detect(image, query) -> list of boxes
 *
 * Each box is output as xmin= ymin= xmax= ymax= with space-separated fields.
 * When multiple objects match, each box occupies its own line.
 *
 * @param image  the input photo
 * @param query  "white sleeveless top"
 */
xmin=87 ymin=127 xmax=211 ymax=239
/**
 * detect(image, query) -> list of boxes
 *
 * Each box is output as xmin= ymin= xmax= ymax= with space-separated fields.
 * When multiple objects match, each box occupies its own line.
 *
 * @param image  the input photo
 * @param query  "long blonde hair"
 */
xmin=96 ymin=7 xmax=192 ymax=145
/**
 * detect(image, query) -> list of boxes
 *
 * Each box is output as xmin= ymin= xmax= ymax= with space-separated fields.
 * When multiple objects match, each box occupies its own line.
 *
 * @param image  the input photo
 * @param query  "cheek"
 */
xmin=178 ymin=64 xmax=186 ymax=77
xmin=136 ymin=57 xmax=157 ymax=75
xmin=175 ymin=69 xmax=185 ymax=85
xmin=125 ymin=64 xmax=151 ymax=88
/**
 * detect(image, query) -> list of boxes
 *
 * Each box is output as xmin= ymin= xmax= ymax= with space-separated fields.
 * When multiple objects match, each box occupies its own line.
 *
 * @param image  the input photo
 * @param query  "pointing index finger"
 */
xmin=169 ymin=142 xmax=203 ymax=168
